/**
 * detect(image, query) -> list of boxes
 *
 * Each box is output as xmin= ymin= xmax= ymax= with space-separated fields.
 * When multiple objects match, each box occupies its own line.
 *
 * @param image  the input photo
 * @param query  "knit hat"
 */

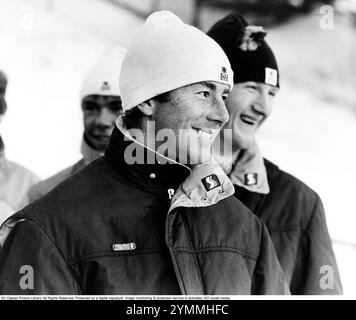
xmin=80 ymin=46 xmax=127 ymax=100
xmin=0 ymin=71 xmax=7 ymax=115
xmin=207 ymin=13 xmax=279 ymax=88
xmin=119 ymin=10 xmax=234 ymax=111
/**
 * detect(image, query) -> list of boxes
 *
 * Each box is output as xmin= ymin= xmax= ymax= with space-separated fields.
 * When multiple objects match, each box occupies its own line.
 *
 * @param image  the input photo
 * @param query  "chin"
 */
xmin=232 ymin=134 xmax=254 ymax=150
xmin=91 ymin=142 xmax=107 ymax=153
xmin=186 ymin=149 xmax=212 ymax=166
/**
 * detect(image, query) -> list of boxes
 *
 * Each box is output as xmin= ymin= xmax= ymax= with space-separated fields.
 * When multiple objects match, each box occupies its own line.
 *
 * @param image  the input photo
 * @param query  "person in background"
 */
xmin=0 ymin=70 xmax=40 ymax=224
xmin=0 ymin=12 xmax=288 ymax=295
xmin=208 ymin=13 xmax=342 ymax=294
xmin=28 ymin=47 xmax=126 ymax=202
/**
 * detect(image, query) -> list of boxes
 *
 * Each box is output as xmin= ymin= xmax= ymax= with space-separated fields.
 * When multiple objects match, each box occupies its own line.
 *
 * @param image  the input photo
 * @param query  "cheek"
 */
xmin=153 ymin=105 xmax=183 ymax=133
xmin=107 ymin=113 xmax=119 ymax=126
xmin=83 ymin=115 xmax=95 ymax=129
xmin=226 ymin=93 xmax=248 ymax=116
xmin=265 ymin=102 xmax=274 ymax=118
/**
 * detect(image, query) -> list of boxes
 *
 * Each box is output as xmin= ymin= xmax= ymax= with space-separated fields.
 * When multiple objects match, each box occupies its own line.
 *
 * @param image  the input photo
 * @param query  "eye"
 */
xmin=106 ymin=100 xmax=122 ymax=113
xmin=245 ymin=85 xmax=257 ymax=92
xmin=83 ymin=101 xmax=99 ymax=112
xmin=269 ymin=89 xmax=278 ymax=97
xmin=198 ymin=91 xmax=210 ymax=98
xmin=222 ymin=94 xmax=228 ymax=101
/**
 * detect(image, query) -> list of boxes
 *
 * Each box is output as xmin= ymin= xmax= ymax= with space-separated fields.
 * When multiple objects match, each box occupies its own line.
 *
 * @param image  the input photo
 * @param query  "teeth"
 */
xmin=193 ymin=128 xmax=213 ymax=137
xmin=240 ymin=115 xmax=255 ymax=125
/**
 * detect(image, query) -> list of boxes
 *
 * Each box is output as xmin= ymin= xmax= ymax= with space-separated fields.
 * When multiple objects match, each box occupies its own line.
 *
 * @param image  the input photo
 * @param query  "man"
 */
xmin=208 ymin=13 xmax=342 ymax=294
xmin=28 ymin=47 xmax=126 ymax=202
xmin=0 ymin=71 xmax=40 ymax=223
xmin=0 ymin=11 xmax=288 ymax=295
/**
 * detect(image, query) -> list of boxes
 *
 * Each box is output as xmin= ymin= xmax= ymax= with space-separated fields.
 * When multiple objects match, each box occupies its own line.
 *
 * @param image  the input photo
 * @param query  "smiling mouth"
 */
xmin=192 ymin=127 xmax=214 ymax=136
xmin=93 ymin=135 xmax=110 ymax=141
xmin=240 ymin=115 xmax=259 ymax=126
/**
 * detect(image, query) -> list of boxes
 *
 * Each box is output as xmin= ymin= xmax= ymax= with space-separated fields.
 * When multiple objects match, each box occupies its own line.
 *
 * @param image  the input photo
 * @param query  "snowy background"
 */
xmin=0 ymin=0 xmax=355 ymax=296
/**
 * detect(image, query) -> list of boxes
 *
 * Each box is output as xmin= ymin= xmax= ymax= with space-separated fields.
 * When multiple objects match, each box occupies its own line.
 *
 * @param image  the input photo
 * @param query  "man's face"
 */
xmin=150 ymin=81 xmax=230 ymax=165
xmin=82 ymin=95 xmax=122 ymax=152
xmin=224 ymin=82 xmax=278 ymax=150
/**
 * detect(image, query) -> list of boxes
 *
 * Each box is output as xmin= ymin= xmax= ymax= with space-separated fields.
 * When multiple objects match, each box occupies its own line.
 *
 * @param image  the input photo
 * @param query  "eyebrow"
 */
xmin=200 ymin=81 xmax=230 ymax=95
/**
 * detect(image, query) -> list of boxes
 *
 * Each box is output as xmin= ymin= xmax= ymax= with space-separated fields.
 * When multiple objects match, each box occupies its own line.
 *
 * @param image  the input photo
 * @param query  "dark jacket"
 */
xmin=234 ymin=159 xmax=342 ymax=294
xmin=0 ymin=128 xmax=289 ymax=295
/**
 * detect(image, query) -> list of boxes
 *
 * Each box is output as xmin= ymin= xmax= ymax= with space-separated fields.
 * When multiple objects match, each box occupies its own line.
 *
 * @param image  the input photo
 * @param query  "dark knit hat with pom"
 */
xmin=207 ymin=13 xmax=279 ymax=88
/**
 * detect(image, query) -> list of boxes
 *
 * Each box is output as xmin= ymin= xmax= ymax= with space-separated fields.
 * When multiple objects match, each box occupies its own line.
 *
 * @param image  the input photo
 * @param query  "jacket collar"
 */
xmin=105 ymin=117 xmax=234 ymax=207
xmin=80 ymin=137 xmax=104 ymax=166
xmin=214 ymin=140 xmax=270 ymax=194
xmin=105 ymin=118 xmax=191 ymax=191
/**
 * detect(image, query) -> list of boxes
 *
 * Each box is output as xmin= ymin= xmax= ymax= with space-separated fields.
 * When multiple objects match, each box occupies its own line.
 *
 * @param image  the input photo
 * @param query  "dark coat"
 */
xmin=0 ymin=128 xmax=289 ymax=295
xmin=234 ymin=159 xmax=342 ymax=294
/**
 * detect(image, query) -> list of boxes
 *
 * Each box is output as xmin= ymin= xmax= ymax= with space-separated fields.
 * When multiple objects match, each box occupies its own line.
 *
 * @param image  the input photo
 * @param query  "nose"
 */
xmin=95 ymin=107 xmax=115 ymax=128
xmin=207 ymin=97 xmax=230 ymax=128
xmin=251 ymin=91 xmax=272 ymax=117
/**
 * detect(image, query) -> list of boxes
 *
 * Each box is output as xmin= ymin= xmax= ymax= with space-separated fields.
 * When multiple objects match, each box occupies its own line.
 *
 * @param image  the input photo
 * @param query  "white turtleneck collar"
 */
xmin=214 ymin=139 xmax=270 ymax=194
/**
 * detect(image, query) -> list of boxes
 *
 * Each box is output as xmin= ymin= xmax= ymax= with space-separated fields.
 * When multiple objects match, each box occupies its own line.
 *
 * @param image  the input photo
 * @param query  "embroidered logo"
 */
xmin=265 ymin=67 xmax=278 ymax=86
xmin=220 ymin=67 xmax=229 ymax=82
xmin=201 ymin=174 xmax=221 ymax=192
xmin=112 ymin=242 xmax=136 ymax=251
xmin=244 ymin=173 xmax=258 ymax=186
xmin=101 ymin=81 xmax=110 ymax=91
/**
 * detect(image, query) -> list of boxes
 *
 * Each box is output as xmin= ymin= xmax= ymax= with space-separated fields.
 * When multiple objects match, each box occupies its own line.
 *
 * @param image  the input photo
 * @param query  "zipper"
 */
xmin=165 ymin=207 xmax=186 ymax=295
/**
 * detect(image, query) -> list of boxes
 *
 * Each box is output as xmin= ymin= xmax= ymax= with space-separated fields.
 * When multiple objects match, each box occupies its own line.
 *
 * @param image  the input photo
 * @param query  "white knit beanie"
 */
xmin=119 ymin=11 xmax=234 ymax=111
xmin=80 ymin=46 xmax=127 ymax=100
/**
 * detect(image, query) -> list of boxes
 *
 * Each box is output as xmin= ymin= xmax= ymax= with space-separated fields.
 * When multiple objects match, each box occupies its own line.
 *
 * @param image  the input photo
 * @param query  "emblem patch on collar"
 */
xmin=112 ymin=242 xmax=136 ymax=251
xmin=220 ymin=67 xmax=229 ymax=82
xmin=101 ymin=81 xmax=111 ymax=91
xmin=201 ymin=174 xmax=221 ymax=191
xmin=244 ymin=173 xmax=258 ymax=186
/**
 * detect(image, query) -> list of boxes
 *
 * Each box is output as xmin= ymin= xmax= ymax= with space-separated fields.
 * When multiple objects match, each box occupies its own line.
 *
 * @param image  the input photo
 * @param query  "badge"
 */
xmin=112 ymin=242 xmax=136 ymax=251
xmin=201 ymin=174 xmax=221 ymax=191
xmin=244 ymin=173 xmax=258 ymax=186
xmin=265 ymin=67 xmax=277 ymax=86
xmin=101 ymin=81 xmax=111 ymax=91
xmin=220 ymin=67 xmax=229 ymax=82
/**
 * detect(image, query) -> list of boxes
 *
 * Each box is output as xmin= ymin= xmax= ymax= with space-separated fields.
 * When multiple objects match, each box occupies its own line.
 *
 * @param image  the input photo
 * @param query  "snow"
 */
xmin=0 ymin=0 xmax=355 ymax=296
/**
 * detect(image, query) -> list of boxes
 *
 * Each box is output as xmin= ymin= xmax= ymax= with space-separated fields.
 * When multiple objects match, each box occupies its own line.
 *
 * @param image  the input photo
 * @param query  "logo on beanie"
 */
xmin=265 ymin=68 xmax=277 ymax=86
xmin=244 ymin=173 xmax=258 ymax=186
xmin=101 ymin=81 xmax=111 ymax=91
xmin=202 ymin=174 xmax=221 ymax=192
xmin=220 ymin=67 xmax=229 ymax=82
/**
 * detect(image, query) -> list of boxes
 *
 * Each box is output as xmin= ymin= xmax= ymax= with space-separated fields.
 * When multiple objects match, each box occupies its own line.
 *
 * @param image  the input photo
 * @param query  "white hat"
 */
xmin=80 ymin=46 xmax=127 ymax=100
xmin=119 ymin=11 xmax=234 ymax=111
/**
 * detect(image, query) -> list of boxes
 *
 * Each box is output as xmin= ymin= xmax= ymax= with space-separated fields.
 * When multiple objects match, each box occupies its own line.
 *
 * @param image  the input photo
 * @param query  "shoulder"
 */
xmin=2 ymin=159 xmax=40 ymax=183
xmin=263 ymin=158 xmax=323 ymax=228
xmin=15 ymin=158 xmax=141 ymax=261
xmin=264 ymin=158 xmax=320 ymax=202
xmin=28 ymin=159 xmax=85 ymax=201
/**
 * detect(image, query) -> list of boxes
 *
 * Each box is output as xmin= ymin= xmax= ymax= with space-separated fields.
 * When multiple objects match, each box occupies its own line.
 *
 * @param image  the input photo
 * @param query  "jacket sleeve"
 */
xmin=252 ymin=222 xmax=290 ymax=295
xmin=291 ymin=197 xmax=343 ymax=294
xmin=0 ymin=219 xmax=82 ymax=295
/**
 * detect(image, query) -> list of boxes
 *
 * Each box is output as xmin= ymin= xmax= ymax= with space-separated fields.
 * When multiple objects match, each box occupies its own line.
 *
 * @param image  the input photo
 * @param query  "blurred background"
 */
xmin=0 ymin=0 xmax=355 ymax=295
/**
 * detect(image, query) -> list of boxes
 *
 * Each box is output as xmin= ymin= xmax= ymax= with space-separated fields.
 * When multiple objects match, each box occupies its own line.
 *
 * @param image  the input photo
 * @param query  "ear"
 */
xmin=137 ymin=100 xmax=155 ymax=116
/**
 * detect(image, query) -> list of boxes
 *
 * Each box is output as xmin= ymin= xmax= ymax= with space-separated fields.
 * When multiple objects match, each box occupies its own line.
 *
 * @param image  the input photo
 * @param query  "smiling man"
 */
xmin=28 ymin=47 xmax=126 ymax=202
xmin=0 ymin=11 xmax=289 ymax=295
xmin=209 ymin=13 xmax=342 ymax=294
